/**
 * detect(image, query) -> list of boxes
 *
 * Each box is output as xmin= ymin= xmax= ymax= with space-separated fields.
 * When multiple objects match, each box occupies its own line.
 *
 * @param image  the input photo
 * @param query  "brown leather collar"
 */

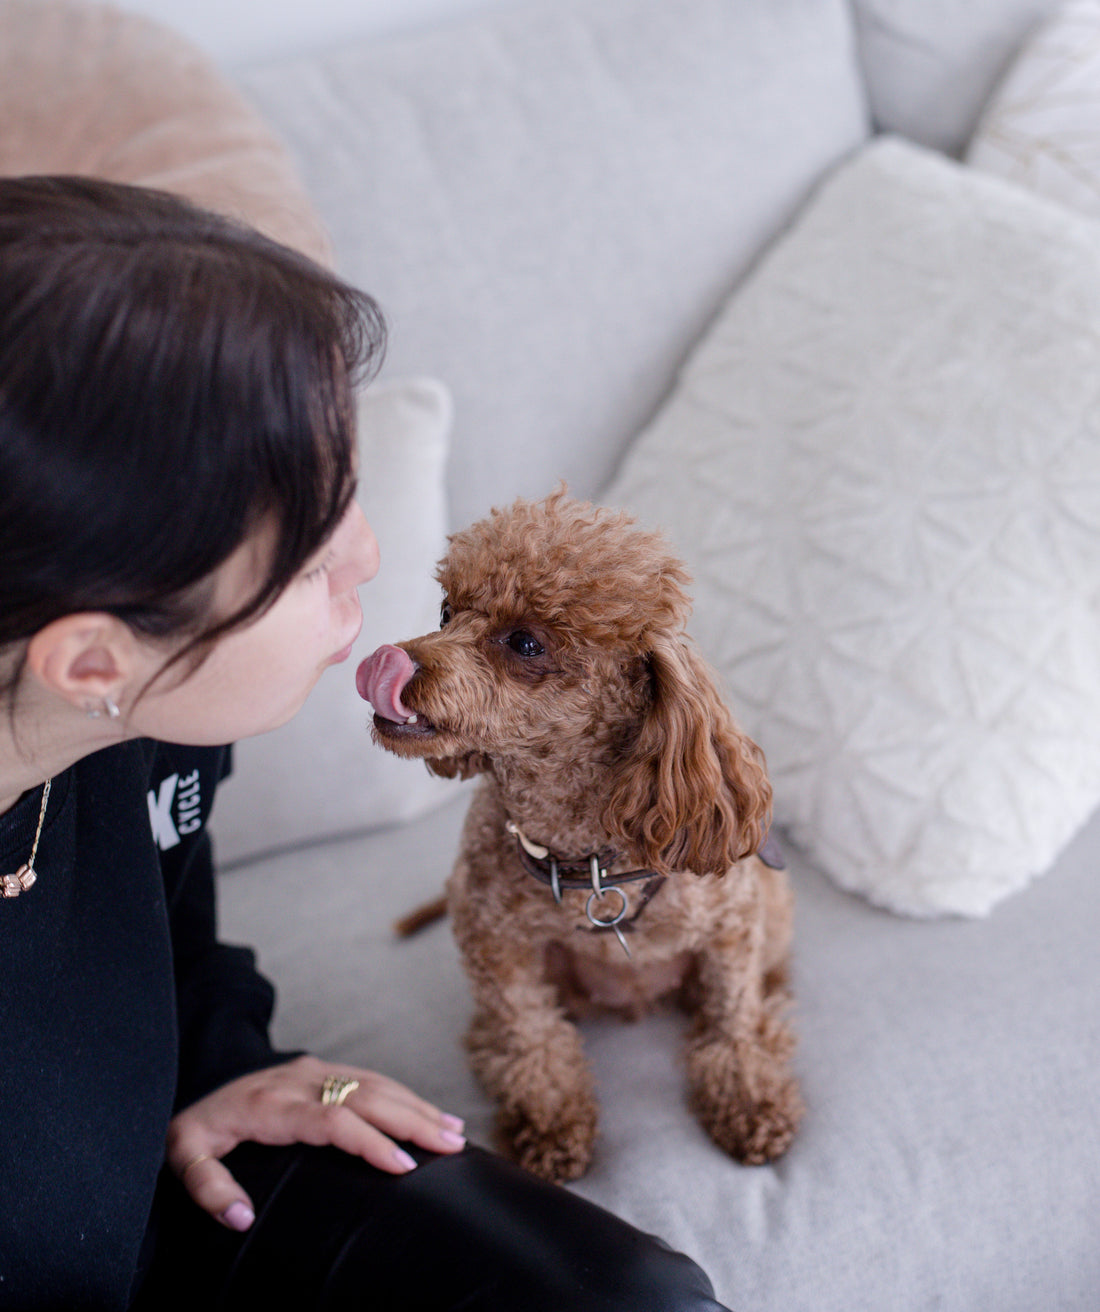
xmin=512 ymin=836 xmax=660 ymax=893
xmin=505 ymin=818 xmax=784 ymax=958
xmin=506 ymin=822 xmax=667 ymax=957
xmin=508 ymin=821 xmax=785 ymax=891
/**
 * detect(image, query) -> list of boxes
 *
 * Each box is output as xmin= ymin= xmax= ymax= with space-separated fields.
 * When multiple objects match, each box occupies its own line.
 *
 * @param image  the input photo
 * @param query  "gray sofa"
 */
xmin=8 ymin=0 xmax=1099 ymax=1306
xmin=220 ymin=4 xmax=1100 ymax=1306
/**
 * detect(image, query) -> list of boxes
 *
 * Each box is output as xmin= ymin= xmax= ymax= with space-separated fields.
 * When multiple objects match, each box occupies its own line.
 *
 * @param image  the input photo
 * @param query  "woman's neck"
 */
xmin=0 ymin=769 xmax=52 ymax=819
xmin=0 ymin=686 xmax=125 ymax=817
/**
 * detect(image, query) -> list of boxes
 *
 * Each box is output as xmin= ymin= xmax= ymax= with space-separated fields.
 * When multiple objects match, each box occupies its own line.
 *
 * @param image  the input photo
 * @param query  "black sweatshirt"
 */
xmin=0 ymin=740 xmax=284 ymax=1310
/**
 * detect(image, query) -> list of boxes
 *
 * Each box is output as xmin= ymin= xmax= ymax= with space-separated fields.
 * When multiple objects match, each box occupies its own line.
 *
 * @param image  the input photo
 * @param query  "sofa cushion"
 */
xmin=219 ymin=789 xmax=1100 ymax=1311
xmin=212 ymin=379 xmax=456 ymax=865
xmin=235 ymin=0 xmax=869 ymax=529
xmin=0 ymin=0 xmax=330 ymax=263
xmin=968 ymin=0 xmax=1100 ymax=215
xmin=851 ymin=0 xmax=1063 ymax=155
xmin=605 ymin=137 xmax=1100 ymax=917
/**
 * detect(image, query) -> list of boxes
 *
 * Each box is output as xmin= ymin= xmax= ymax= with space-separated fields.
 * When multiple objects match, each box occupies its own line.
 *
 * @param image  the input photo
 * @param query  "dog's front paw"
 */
xmin=467 ymin=1010 xmax=600 ymax=1182
xmin=500 ymin=1096 xmax=599 ymax=1183
xmin=687 ymin=1036 xmax=802 ymax=1166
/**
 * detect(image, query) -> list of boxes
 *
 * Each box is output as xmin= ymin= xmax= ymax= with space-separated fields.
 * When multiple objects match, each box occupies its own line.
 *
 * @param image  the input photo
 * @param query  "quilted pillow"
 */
xmin=968 ymin=0 xmax=1100 ymax=218
xmin=212 ymin=379 xmax=456 ymax=865
xmin=604 ymin=138 xmax=1100 ymax=917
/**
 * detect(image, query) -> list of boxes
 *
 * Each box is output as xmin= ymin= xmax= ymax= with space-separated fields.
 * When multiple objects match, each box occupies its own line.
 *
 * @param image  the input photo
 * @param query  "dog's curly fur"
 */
xmin=368 ymin=491 xmax=802 ymax=1182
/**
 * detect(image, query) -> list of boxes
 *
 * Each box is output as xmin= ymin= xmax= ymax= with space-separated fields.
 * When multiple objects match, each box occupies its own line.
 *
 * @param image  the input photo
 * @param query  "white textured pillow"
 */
xmin=968 ymin=0 xmax=1100 ymax=217
xmin=211 ymin=379 xmax=455 ymax=865
xmin=604 ymin=138 xmax=1100 ymax=917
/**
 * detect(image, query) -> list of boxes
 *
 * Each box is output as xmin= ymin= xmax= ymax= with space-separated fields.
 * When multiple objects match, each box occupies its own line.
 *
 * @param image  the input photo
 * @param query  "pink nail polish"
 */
xmin=441 ymin=1113 xmax=466 ymax=1133
xmin=221 ymin=1201 xmax=255 ymax=1231
xmin=393 ymin=1148 xmax=418 ymax=1172
xmin=440 ymin=1128 xmax=466 ymax=1149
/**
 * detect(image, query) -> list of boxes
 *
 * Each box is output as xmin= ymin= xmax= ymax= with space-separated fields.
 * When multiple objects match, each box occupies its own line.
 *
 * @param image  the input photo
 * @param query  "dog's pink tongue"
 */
xmin=356 ymin=644 xmax=416 ymax=721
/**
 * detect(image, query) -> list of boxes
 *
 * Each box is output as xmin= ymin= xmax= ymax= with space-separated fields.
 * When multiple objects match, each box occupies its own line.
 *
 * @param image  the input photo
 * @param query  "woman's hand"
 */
xmin=165 ymin=1055 xmax=466 ymax=1230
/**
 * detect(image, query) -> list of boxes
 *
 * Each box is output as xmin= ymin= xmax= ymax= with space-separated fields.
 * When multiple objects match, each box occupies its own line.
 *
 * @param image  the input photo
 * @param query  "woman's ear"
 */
xmin=24 ymin=613 xmax=136 ymax=713
xmin=602 ymin=635 xmax=771 ymax=876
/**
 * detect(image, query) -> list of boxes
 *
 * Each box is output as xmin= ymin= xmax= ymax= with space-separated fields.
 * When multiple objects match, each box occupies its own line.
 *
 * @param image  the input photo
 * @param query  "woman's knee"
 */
xmin=140 ymin=1140 xmax=730 ymax=1312
xmin=391 ymin=1145 xmax=727 ymax=1312
xmin=597 ymin=1234 xmax=728 ymax=1312
xmin=529 ymin=1218 xmax=726 ymax=1312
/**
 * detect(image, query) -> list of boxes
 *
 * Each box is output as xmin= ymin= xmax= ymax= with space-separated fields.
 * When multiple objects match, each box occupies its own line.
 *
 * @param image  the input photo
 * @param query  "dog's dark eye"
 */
xmin=507 ymin=630 xmax=544 ymax=658
xmin=440 ymin=601 xmax=453 ymax=628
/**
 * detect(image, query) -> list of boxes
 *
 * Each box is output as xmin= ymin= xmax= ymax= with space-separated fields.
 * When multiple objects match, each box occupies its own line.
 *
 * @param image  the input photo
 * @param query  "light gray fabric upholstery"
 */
xmin=236 ymin=0 xmax=868 ymax=529
xmin=218 ymin=794 xmax=1100 ymax=1311
xmin=207 ymin=2 xmax=1100 ymax=1305
xmin=850 ymin=0 xmax=1064 ymax=154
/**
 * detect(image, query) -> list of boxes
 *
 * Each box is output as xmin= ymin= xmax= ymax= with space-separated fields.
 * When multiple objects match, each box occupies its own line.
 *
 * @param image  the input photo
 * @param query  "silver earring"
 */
xmin=86 ymin=697 xmax=121 ymax=720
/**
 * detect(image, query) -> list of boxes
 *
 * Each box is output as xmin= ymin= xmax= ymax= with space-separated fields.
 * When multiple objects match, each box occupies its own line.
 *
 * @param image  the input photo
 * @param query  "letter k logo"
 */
xmin=148 ymin=774 xmax=181 ymax=851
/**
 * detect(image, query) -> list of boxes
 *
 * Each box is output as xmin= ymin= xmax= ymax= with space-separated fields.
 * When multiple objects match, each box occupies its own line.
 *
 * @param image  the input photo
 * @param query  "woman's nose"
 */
xmin=351 ymin=504 xmax=380 ymax=586
xmin=334 ymin=502 xmax=380 ymax=590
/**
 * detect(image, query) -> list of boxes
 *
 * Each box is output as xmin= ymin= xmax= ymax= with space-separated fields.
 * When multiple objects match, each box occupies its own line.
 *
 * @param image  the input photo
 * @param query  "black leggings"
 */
xmin=134 ymin=1140 xmax=731 ymax=1311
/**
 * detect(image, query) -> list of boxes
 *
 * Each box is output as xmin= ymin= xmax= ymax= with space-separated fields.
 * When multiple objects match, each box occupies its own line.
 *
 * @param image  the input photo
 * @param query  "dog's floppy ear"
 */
xmin=425 ymin=752 xmax=491 ymax=780
xmin=602 ymin=636 xmax=771 ymax=876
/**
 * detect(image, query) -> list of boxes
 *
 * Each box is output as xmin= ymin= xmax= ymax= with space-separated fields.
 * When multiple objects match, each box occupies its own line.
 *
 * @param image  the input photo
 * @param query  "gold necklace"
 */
xmin=2 ymin=779 xmax=52 ymax=899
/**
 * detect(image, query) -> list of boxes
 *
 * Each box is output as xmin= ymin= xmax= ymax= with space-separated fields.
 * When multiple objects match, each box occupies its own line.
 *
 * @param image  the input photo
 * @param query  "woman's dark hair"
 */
xmin=0 ymin=174 xmax=386 ymax=703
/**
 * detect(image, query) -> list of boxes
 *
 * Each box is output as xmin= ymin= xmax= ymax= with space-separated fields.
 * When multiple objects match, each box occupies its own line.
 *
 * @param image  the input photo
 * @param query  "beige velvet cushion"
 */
xmin=0 ymin=0 xmax=330 ymax=264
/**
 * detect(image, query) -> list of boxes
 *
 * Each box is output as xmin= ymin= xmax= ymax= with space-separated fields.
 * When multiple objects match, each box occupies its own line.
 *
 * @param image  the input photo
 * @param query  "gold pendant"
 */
xmin=2 ymin=863 xmax=36 ymax=898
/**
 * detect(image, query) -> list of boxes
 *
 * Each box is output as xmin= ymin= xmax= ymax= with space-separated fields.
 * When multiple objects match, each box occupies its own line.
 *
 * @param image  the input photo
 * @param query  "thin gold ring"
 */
xmin=180 ymin=1153 xmax=214 ymax=1179
xmin=320 ymin=1074 xmax=360 ymax=1107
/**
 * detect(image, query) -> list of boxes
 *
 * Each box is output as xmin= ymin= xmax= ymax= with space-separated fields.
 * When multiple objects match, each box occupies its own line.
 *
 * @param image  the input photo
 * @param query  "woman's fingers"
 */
xmin=327 ymin=1070 xmax=466 ymax=1156
xmin=296 ymin=1103 xmax=423 ymax=1173
xmin=164 ymin=1057 xmax=469 ymax=1227
xmin=329 ymin=1065 xmax=455 ymax=1124
xmin=172 ymin=1151 xmax=256 ymax=1231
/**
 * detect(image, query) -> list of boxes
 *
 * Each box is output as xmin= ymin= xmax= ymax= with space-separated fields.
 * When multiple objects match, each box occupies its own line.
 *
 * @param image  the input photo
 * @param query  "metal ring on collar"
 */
xmin=585 ymin=885 xmax=628 ymax=928
xmin=550 ymin=858 xmax=562 ymax=905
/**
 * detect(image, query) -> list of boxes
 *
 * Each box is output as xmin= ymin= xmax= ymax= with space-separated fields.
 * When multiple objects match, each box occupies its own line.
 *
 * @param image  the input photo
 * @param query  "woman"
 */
xmin=0 ymin=176 xmax=729 ymax=1311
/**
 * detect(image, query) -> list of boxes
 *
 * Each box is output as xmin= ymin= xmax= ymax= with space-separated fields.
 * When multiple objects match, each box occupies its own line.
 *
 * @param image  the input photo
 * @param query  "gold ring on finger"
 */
xmin=180 ymin=1153 xmax=214 ymax=1179
xmin=320 ymin=1075 xmax=360 ymax=1107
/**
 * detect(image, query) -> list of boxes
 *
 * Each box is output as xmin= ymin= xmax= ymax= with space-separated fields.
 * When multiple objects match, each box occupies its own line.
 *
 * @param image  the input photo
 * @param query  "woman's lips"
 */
xmin=328 ymin=603 xmax=363 ymax=665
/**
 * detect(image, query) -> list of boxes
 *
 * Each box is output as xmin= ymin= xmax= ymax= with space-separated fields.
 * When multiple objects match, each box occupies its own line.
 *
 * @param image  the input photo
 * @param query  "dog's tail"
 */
xmin=393 ymin=893 xmax=449 ymax=938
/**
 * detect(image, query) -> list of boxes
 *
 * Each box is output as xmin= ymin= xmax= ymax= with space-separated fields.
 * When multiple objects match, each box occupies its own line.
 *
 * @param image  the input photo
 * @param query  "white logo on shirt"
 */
xmin=147 ymin=770 xmax=202 ymax=852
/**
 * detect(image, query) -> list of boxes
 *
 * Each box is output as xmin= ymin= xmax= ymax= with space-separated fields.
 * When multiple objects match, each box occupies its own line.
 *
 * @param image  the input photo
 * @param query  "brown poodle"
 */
xmin=357 ymin=491 xmax=802 ymax=1182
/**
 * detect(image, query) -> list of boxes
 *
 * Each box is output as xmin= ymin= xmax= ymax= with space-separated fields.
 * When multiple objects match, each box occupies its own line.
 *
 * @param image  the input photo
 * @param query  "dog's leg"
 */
xmin=457 ymin=929 xmax=599 ymax=1183
xmin=684 ymin=878 xmax=802 ymax=1165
